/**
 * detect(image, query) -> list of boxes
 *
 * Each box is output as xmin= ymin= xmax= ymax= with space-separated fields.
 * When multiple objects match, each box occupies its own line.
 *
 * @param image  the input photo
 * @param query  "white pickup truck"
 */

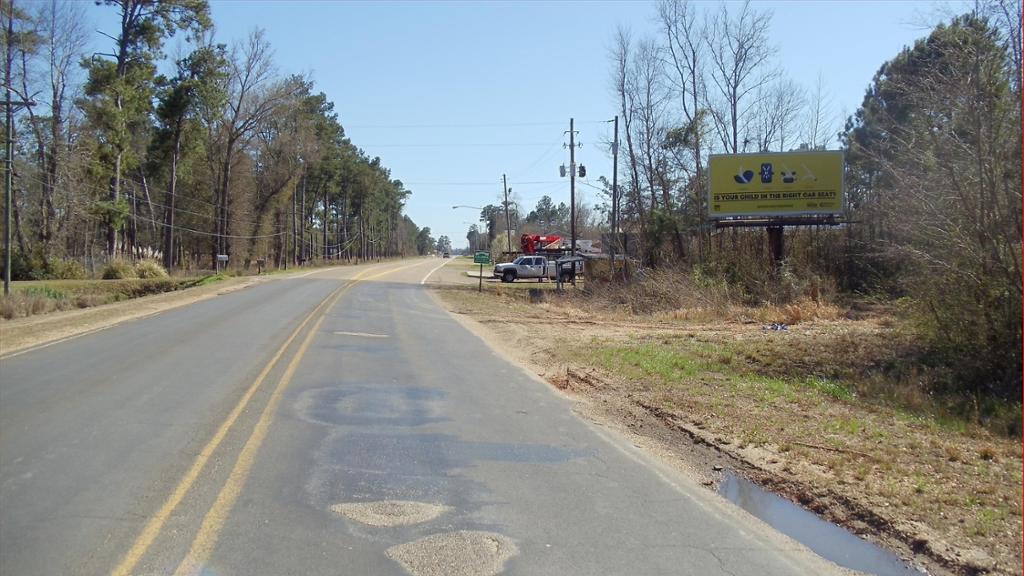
xmin=492 ymin=255 xmax=582 ymax=283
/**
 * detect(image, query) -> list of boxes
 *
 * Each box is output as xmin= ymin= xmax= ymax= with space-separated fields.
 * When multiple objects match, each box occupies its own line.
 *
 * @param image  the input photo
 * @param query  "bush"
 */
xmin=134 ymin=260 xmax=168 ymax=279
xmin=101 ymin=259 xmax=137 ymax=280
xmin=3 ymin=251 xmax=44 ymax=281
xmin=46 ymin=259 xmax=86 ymax=280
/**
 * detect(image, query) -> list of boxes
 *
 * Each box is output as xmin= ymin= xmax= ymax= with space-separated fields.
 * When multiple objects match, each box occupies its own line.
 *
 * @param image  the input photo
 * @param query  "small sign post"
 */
xmin=473 ymin=251 xmax=490 ymax=292
xmin=216 ymin=254 xmax=229 ymax=274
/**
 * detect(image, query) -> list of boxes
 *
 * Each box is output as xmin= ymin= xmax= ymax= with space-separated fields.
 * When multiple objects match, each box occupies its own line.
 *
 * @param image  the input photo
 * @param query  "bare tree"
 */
xmin=659 ymin=0 xmax=712 ymax=260
xmin=610 ymin=26 xmax=645 ymax=231
xmin=629 ymin=38 xmax=671 ymax=213
xmin=13 ymin=0 xmax=89 ymax=262
xmin=705 ymin=0 xmax=777 ymax=153
xmin=979 ymin=0 xmax=1021 ymax=94
xmin=753 ymin=77 xmax=805 ymax=152
xmin=211 ymin=28 xmax=297 ymax=260
xmin=803 ymin=71 xmax=835 ymax=149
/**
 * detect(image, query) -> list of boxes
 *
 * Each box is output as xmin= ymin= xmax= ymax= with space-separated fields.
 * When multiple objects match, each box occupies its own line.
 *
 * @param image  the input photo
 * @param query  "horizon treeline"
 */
xmin=2 ymin=0 xmax=433 ymax=278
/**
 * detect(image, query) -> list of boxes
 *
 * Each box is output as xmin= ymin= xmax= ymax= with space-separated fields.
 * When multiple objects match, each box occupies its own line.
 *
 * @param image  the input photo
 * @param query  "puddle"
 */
xmin=386 ymin=530 xmax=517 ymax=576
xmin=719 ymin=474 xmax=924 ymax=575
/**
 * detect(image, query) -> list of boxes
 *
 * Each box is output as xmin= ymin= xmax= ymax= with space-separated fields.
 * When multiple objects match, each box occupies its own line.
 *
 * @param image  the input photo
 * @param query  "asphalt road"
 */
xmin=0 ymin=258 xmax=846 ymax=575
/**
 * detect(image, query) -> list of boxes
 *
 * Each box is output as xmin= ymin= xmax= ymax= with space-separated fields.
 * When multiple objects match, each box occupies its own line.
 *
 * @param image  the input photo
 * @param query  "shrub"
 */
xmin=102 ymin=259 xmax=137 ymax=280
xmin=3 ymin=251 xmax=44 ymax=280
xmin=134 ymin=259 xmax=168 ymax=279
xmin=0 ymin=297 xmax=16 ymax=319
xmin=46 ymin=259 xmax=86 ymax=280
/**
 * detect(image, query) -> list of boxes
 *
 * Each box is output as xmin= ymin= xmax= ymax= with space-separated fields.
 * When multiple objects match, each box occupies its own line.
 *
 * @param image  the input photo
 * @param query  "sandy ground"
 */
xmin=427 ymin=259 xmax=1022 ymax=576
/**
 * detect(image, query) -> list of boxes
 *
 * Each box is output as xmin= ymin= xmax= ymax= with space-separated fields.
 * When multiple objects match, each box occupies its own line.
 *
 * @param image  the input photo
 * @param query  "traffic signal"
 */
xmin=578 ymin=164 xmax=586 ymax=177
xmin=559 ymin=164 xmax=567 ymax=177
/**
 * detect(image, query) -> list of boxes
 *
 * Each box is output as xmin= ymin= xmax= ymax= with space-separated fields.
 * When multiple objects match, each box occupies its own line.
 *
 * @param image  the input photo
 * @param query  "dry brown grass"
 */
xmin=0 ymin=293 xmax=77 ymax=319
xmin=0 ymin=277 xmax=201 ymax=320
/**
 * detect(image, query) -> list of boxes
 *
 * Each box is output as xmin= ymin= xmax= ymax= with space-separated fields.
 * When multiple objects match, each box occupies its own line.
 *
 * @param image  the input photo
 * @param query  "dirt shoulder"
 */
xmin=430 ymin=282 xmax=1022 ymax=576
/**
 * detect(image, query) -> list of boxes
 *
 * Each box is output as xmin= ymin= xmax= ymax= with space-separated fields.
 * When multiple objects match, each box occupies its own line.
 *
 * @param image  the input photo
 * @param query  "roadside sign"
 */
xmin=216 ymin=254 xmax=229 ymax=262
xmin=474 ymin=251 xmax=490 ymax=264
xmin=708 ymin=150 xmax=844 ymax=219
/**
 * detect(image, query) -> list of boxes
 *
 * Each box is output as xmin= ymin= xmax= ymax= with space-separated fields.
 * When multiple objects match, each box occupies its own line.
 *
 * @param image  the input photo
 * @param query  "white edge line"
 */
xmin=292 ymin=265 xmax=344 ymax=279
xmin=420 ymin=259 xmax=452 ymax=285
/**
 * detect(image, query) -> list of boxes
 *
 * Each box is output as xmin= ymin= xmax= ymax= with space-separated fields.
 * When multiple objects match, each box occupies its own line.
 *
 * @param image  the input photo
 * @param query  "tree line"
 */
xmin=2 ymin=0 xmax=432 ymax=279
xmin=605 ymin=0 xmax=1021 ymax=406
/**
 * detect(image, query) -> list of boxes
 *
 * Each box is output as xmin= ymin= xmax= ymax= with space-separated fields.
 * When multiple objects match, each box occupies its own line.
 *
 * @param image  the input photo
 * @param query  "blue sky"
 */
xmin=87 ymin=0 xmax=948 ymax=248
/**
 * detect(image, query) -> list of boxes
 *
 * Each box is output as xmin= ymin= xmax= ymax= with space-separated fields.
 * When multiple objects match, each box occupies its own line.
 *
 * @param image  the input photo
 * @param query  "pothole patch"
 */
xmin=386 ymin=530 xmax=518 ymax=576
xmin=333 ymin=331 xmax=389 ymax=338
xmin=330 ymin=500 xmax=450 ymax=527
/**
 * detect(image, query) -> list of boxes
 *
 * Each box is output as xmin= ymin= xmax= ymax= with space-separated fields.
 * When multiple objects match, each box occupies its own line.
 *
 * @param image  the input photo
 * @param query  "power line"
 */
xmin=346 ymin=121 xmax=566 ymax=129
xmin=360 ymin=142 xmax=559 ymax=148
xmin=42 ymin=188 xmax=290 ymax=241
xmin=403 ymin=180 xmax=561 ymax=186
xmin=344 ymin=119 xmax=611 ymax=129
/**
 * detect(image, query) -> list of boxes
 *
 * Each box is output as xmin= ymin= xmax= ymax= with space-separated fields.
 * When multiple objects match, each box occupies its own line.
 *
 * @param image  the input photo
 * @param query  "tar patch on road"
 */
xmin=386 ymin=531 xmax=518 ymax=576
xmin=330 ymin=500 xmax=451 ymax=527
xmin=294 ymin=385 xmax=448 ymax=428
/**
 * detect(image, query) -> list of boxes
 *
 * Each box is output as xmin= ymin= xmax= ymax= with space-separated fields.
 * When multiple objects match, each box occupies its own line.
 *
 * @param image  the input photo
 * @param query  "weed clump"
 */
xmin=101 ymin=259 xmax=137 ymax=280
xmin=46 ymin=259 xmax=87 ymax=280
xmin=134 ymin=260 xmax=168 ymax=279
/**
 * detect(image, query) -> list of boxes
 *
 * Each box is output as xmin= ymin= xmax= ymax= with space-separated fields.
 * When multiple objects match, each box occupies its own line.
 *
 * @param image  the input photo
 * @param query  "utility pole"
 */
xmin=3 ymin=1 xmax=13 ymax=296
xmin=290 ymin=180 xmax=296 ymax=267
xmin=568 ymin=118 xmax=577 ymax=256
xmin=502 ymin=173 xmax=512 ymax=255
xmin=3 ymin=1 xmax=33 ymax=295
xmin=322 ymin=185 xmax=328 ymax=261
xmin=611 ymin=115 xmax=619 ymax=280
xmin=300 ymin=168 xmax=306 ymax=264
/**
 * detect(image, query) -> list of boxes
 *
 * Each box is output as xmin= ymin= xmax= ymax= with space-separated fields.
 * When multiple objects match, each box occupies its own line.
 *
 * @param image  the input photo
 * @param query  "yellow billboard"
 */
xmin=708 ymin=150 xmax=845 ymax=219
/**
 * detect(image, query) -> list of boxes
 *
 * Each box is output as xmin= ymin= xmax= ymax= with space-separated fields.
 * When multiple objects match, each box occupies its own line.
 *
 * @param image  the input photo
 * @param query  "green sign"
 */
xmin=473 ymin=251 xmax=490 ymax=264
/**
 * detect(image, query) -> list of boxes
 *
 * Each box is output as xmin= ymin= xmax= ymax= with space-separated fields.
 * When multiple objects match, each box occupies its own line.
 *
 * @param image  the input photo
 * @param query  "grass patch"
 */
xmin=592 ymin=340 xmax=856 ymax=406
xmin=0 ymin=277 xmax=208 ymax=320
xmin=596 ymin=344 xmax=705 ymax=382
xmin=192 ymin=273 xmax=228 ymax=286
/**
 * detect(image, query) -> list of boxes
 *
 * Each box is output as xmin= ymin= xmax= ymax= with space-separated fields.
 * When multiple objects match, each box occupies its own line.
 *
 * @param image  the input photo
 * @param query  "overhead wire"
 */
xmin=343 ymin=120 xmax=610 ymax=129
xmin=33 ymin=183 xmax=290 ymax=241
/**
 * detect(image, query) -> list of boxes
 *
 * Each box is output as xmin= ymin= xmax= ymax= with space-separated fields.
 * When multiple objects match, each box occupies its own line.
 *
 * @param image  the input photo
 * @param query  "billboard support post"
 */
xmin=767 ymin=226 xmax=784 ymax=272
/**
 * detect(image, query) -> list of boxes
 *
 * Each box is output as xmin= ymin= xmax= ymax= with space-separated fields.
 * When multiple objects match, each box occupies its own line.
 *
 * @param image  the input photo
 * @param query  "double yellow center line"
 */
xmin=112 ymin=260 xmax=425 ymax=576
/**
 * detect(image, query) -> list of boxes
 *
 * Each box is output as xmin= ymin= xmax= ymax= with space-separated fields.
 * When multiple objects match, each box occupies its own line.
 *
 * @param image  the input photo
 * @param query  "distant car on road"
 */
xmin=442 ymin=252 xmax=450 ymax=258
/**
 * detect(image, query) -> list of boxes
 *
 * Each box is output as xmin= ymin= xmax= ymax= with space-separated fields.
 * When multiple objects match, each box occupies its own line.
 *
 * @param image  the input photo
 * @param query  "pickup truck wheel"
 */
xmin=502 ymin=270 xmax=516 ymax=283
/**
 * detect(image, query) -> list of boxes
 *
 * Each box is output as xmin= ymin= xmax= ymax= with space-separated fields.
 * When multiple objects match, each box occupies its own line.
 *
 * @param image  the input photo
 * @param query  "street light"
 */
xmin=452 ymin=205 xmax=484 ymax=211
